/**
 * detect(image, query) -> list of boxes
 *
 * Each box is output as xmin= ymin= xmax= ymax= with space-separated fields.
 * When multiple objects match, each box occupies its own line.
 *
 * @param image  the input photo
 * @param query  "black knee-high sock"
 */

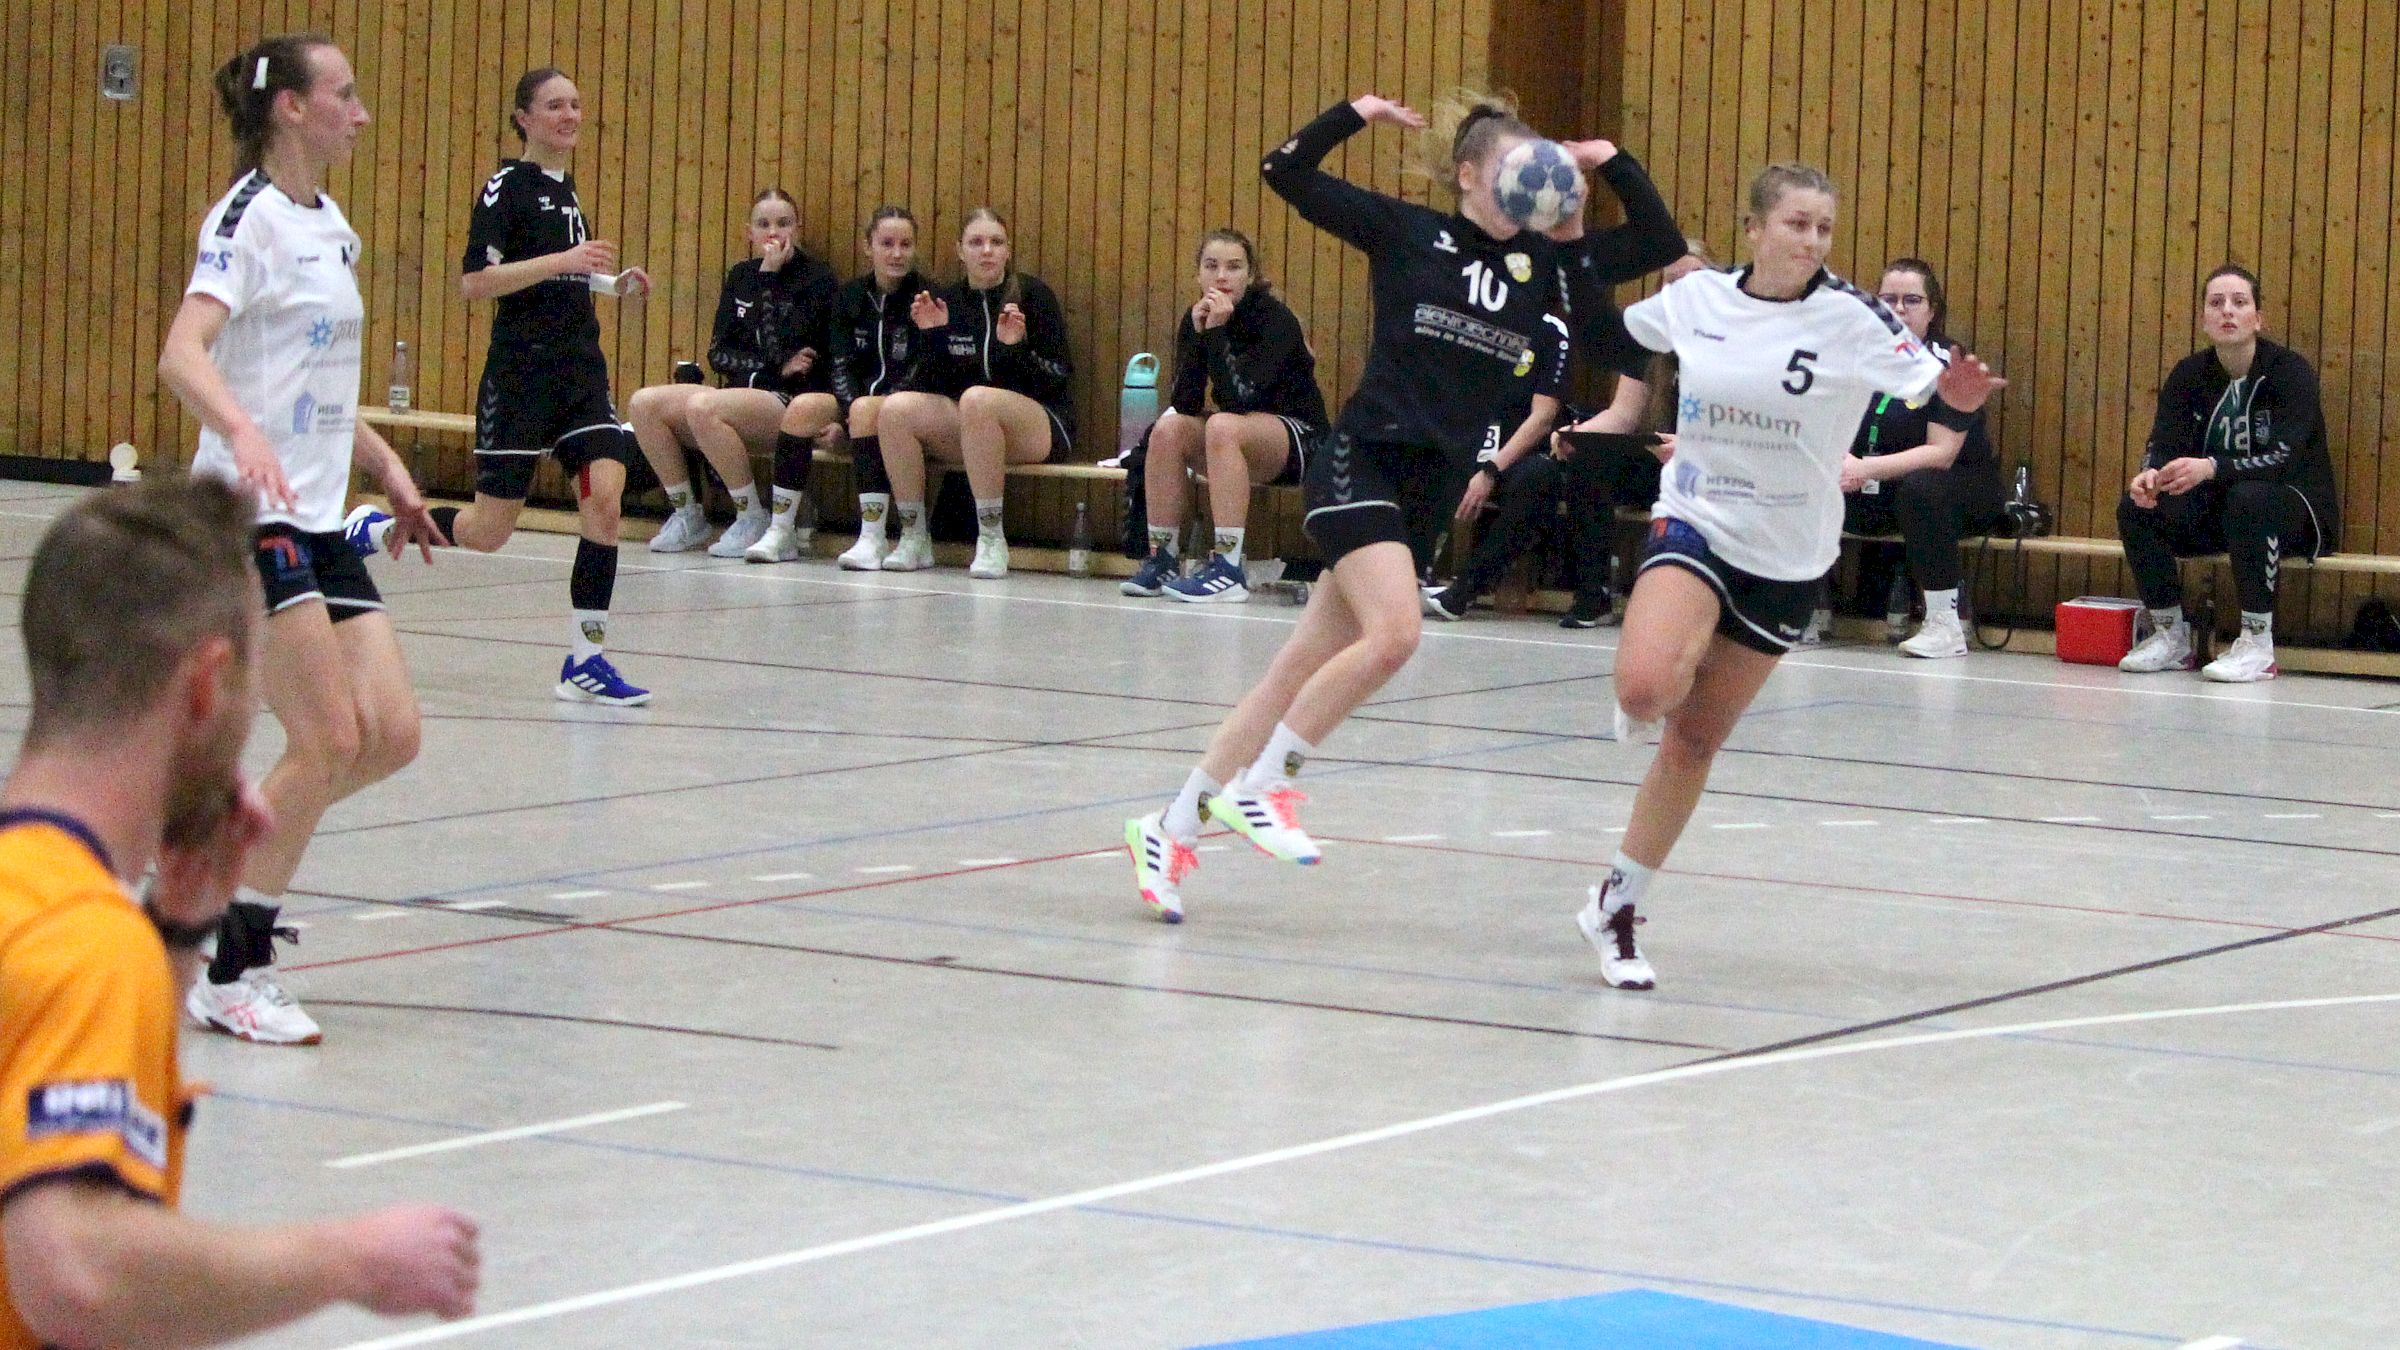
xmin=773 ymin=432 xmax=813 ymax=494
xmin=570 ymin=537 xmax=618 ymax=656
xmin=852 ymin=435 xmax=890 ymax=497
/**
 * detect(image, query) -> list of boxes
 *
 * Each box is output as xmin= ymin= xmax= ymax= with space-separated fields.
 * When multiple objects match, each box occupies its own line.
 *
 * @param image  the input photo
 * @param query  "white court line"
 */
xmin=852 ymin=865 xmax=913 ymax=875
xmin=1819 ymin=820 xmax=1879 ymax=828
xmin=445 ymin=899 xmax=508 ymax=911
xmin=1383 ymin=833 xmax=1443 ymax=842
xmin=1073 ymin=850 xmax=1117 ymax=861
xmin=1927 ymin=817 xmax=1989 ymax=826
xmin=2150 ymin=814 xmax=2212 ymax=821
xmin=1709 ymin=822 xmax=1769 ymax=831
xmin=332 ymin=991 xmax=2400 ymax=1348
xmin=2262 ymin=813 xmax=2321 ymax=820
xmin=1490 ymin=829 xmax=1552 ymax=838
xmin=353 ymin=911 xmax=414 ymax=923
xmin=2378 ymin=813 xmax=2400 ymax=819
xmin=751 ymin=872 xmax=813 ymax=883
xmin=2041 ymin=816 xmax=2103 ymax=824
xmin=649 ymin=881 xmax=709 ymax=891
xmin=548 ymin=889 xmax=608 ymax=901
xmin=325 ymin=1102 xmax=688 ymax=1170
xmin=1197 ymin=844 xmax=1231 ymax=854
xmin=2174 ymin=1337 xmax=2243 ymax=1349
xmin=956 ymin=857 xmax=1020 ymax=867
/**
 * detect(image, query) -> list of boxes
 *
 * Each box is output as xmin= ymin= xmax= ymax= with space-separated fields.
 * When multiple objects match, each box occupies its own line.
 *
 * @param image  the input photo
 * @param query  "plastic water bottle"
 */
xmin=1884 ymin=572 xmax=1911 ymax=642
xmin=794 ymin=491 xmax=816 ymax=552
xmin=388 ymin=340 xmax=411 ymax=411
xmin=2012 ymin=463 xmax=2032 ymax=503
xmin=1067 ymin=502 xmax=1094 ymax=578
xmin=1115 ymin=353 xmax=1160 ymax=464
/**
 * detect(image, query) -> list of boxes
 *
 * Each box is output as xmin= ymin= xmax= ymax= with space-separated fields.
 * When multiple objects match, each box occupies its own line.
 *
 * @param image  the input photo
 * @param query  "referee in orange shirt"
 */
xmin=0 ymin=477 xmax=477 ymax=1348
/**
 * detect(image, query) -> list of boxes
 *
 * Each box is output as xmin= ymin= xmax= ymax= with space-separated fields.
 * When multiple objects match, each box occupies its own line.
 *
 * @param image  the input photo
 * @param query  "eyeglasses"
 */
xmin=1879 ymin=293 xmax=1929 ymax=309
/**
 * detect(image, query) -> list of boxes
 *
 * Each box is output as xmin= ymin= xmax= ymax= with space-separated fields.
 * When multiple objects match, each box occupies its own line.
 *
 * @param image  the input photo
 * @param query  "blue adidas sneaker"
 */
xmin=556 ymin=653 xmax=652 ymax=706
xmin=1121 ymin=549 xmax=1178 ymax=597
xmin=342 ymin=504 xmax=392 ymax=558
xmin=1165 ymin=554 xmax=1249 ymax=603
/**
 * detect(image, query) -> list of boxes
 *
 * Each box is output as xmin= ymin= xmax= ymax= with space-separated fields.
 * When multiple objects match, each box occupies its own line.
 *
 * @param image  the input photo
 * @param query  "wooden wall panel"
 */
xmin=1619 ymin=0 xmax=2400 ymax=633
xmin=7 ymin=0 xmax=1492 ymax=492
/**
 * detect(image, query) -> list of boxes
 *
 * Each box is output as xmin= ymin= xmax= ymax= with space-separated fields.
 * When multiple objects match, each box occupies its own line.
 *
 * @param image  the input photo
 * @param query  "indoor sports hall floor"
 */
xmin=4 ymin=481 xmax=2396 ymax=1350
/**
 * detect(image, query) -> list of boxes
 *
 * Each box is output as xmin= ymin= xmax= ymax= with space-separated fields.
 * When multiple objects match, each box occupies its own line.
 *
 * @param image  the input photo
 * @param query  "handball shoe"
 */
xmin=649 ymin=503 xmax=711 ymax=553
xmin=1207 ymin=780 xmax=1320 ymax=864
xmin=1576 ymin=885 xmax=1655 ymax=990
xmin=556 ymin=653 xmax=652 ymax=706
xmin=1124 ymin=812 xmax=1198 ymax=923
xmin=187 ymin=968 xmax=322 ymax=1045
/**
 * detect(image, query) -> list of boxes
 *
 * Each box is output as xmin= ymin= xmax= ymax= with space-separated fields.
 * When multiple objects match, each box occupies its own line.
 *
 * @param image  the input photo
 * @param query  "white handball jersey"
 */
xmin=185 ymin=172 xmax=366 ymax=533
xmin=1624 ymin=266 xmax=1946 ymax=580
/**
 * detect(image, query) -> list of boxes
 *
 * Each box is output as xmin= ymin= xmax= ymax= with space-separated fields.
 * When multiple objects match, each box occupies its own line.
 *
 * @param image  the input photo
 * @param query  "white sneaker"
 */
xmin=1206 ymin=779 xmax=1322 ymax=864
xmin=1576 ymin=886 xmax=1655 ymax=990
xmin=186 ymin=968 xmax=323 ymax=1045
xmin=2201 ymin=630 xmax=2279 ymax=682
xmin=1793 ymin=607 xmax=1833 ymax=648
xmin=837 ymin=532 xmax=888 ymax=570
xmin=1124 ymin=812 xmax=1198 ymax=923
xmin=2118 ymin=622 xmax=2196 ymax=673
xmin=1899 ymin=613 xmax=1968 ymax=659
xmin=648 ymin=503 xmax=711 ymax=553
xmin=745 ymin=519 xmax=803 ymax=563
xmin=708 ymin=508 xmax=772 ymax=558
xmin=969 ymin=533 xmax=1009 ymax=579
xmin=1613 ymin=702 xmax=1662 ymax=746
xmin=881 ymin=530 xmax=935 ymax=572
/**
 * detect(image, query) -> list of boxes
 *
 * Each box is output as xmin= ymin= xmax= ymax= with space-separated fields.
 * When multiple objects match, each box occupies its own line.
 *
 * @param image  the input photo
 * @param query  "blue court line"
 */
xmin=212 ymin=1090 xmax=2227 ymax=1346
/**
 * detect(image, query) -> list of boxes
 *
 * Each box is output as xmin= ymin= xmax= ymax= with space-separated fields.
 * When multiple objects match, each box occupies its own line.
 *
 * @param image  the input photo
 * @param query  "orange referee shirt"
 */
xmin=0 ymin=812 xmax=191 ymax=1350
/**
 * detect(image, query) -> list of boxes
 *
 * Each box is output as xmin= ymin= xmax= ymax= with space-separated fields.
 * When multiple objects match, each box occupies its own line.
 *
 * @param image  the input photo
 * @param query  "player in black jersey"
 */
xmin=354 ymin=68 xmax=653 ymax=705
xmin=1122 ymin=228 xmax=1329 ymax=603
xmin=628 ymin=188 xmax=838 ymax=561
xmin=765 ymin=206 xmax=933 ymax=569
xmin=875 ymin=207 xmax=1075 ymax=580
xmin=1122 ymin=90 xmax=1683 ymax=922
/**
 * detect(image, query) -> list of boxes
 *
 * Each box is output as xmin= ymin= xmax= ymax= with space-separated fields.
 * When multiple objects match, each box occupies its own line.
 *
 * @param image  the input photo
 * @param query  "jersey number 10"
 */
xmin=1459 ymin=260 xmax=1510 ymax=314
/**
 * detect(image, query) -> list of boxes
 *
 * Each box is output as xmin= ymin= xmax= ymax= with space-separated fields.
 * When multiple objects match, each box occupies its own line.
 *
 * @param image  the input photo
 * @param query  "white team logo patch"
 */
xmin=1504 ymin=252 xmax=1532 ymax=283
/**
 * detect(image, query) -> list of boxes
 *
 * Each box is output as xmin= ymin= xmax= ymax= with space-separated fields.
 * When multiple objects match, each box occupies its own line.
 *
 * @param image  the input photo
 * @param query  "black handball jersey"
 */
xmin=463 ymin=160 xmax=603 ymax=361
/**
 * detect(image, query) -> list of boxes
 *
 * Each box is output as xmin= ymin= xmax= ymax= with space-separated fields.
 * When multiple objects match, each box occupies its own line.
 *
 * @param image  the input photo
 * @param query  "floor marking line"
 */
xmin=1490 ymin=829 xmax=1552 ymax=838
xmin=2174 ymin=1338 xmax=2244 ymax=1349
xmin=1709 ymin=822 xmax=1769 ymax=830
xmin=307 ymin=1000 xmax=838 ymax=1052
xmin=1819 ymin=820 xmax=1879 ymax=827
xmin=1382 ymin=833 xmax=1443 ymax=842
xmin=1927 ymin=817 xmax=1989 ymax=825
xmin=649 ymin=881 xmax=709 ymax=891
xmin=548 ymin=890 xmax=607 ymax=900
xmin=2043 ymin=816 xmax=2103 ymax=823
xmin=323 ymin=1101 xmax=688 ymax=1170
xmin=329 ymin=993 xmax=2400 ymax=1347
xmin=750 ymin=872 xmax=813 ymax=882
xmin=352 ymin=911 xmax=413 ymax=923
xmin=2261 ymin=813 xmax=2321 ymax=820
xmin=2149 ymin=814 xmax=2211 ymax=821
xmin=955 ymin=857 xmax=1020 ymax=866
xmin=444 ymin=899 xmax=508 ymax=911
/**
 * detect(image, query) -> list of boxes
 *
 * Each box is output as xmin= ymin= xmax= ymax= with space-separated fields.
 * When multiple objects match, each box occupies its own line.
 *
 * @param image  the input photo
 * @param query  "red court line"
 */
xmin=1324 ymin=835 xmax=2400 ymax=945
xmin=285 ymin=846 xmax=1114 ymax=974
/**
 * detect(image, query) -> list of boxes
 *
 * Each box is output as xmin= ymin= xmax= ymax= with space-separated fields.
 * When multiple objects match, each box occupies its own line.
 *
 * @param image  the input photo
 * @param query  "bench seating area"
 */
xmin=357 ymin=405 xmax=2400 ymax=677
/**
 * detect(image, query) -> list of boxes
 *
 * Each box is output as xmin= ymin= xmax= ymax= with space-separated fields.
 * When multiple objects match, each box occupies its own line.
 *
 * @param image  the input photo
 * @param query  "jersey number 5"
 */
xmin=1783 ymin=349 xmax=1818 ymax=396
xmin=1460 ymin=260 xmax=1510 ymax=314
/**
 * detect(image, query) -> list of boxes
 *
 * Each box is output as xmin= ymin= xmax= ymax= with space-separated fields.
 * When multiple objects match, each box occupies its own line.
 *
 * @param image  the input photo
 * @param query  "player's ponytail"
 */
xmin=1410 ymin=88 xmax=1533 ymax=198
xmin=509 ymin=67 xmax=568 ymax=143
xmin=212 ymin=34 xmax=331 ymax=178
xmin=1744 ymin=163 xmax=1838 ymax=225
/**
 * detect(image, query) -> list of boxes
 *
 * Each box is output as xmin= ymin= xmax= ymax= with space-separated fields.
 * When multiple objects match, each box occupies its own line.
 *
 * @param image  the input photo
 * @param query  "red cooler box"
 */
xmin=2055 ymin=596 xmax=2143 ymax=665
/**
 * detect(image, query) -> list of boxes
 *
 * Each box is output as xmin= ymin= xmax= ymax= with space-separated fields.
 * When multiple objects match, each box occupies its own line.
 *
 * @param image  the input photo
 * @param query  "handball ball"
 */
xmin=1494 ymin=139 xmax=1585 ymax=232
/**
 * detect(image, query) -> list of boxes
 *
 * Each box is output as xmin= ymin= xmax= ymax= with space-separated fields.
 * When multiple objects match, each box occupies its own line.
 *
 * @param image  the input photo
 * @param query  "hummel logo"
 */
xmin=1433 ymin=230 xmax=1458 ymax=254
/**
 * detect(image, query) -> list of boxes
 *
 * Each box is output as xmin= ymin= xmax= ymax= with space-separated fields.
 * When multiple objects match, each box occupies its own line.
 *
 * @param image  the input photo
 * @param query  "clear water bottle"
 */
xmin=1067 ymin=502 xmax=1094 ymax=578
xmin=1885 ymin=571 xmax=1911 ymax=642
xmin=794 ymin=491 xmax=817 ymax=551
xmin=388 ymin=340 xmax=412 ymax=411
xmin=1605 ymin=550 xmax=1624 ymax=604
xmin=1115 ymin=353 xmax=1160 ymax=463
xmin=2012 ymin=463 xmax=2032 ymax=503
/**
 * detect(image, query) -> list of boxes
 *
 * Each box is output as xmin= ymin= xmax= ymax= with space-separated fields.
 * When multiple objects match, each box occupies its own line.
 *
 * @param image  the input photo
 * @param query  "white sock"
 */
xmin=770 ymin=488 xmax=803 ymax=526
xmin=1248 ymin=723 xmax=1314 ymax=786
xmin=731 ymin=483 xmax=761 ymax=514
xmin=2148 ymin=607 xmax=2184 ymax=633
xmin=975 ymin=497 xmax=1005 ymax=536
xmin=1214 ymin=527 xmax=1247 ymax=569
xmin=857 ymin=493 xmax=891 ymax=537
xmin=571 ymin=609 xmax=607 ymax=662
xmin=1147 ymin=524 xmax=1179 ymax=559
xmin=1599 ymin=853 xmax=1656 ymax=914
xmin=664 ymin=481 xmax=695 ymax=510
xmin=1163 ymin=768 xmax=1219 ymax=840
xmin=2241 ymin=611 xmax=2273 ymax=643
xmin=896 ymin=501 xmax=925 ymax=536
xmin=1923 ymin=588 xmax=1959 ymax=623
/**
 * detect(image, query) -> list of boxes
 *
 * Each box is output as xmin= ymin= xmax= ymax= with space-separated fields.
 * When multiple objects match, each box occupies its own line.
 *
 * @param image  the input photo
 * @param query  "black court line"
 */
xmin=415 ymin=711 xmax=1035 ymax=745
xmin=305 ymin=998 xmax=840 ymax=1051
xmin=1699 ymin=900 xmax=2400 ymax=1065
xmin=1347 ymin=711 xmax=2400 ymax=816
xmin=1366 ymin=670 xmax=1614 ymax=706
xmin=608 ymin=923 xmax=1726 ymax=1051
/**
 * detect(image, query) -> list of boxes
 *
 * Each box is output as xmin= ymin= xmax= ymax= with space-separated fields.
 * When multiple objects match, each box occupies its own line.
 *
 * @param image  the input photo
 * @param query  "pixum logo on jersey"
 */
xmin=1690 ymin=399 xmax=1803 ymax=439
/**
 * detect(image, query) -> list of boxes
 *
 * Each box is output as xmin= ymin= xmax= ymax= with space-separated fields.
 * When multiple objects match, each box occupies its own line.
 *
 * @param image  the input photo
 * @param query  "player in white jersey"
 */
xmin=157 ymin=33 xmax=446 ymax=1043
xmin=1576 ymin=164 xmax=2003 ymax=989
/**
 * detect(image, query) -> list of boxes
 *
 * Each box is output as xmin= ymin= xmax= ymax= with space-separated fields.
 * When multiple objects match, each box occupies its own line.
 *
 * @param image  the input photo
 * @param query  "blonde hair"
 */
xmin=1745 ymin=163 xmax=1837 ymax=223
xmin=1406 ymin=88 xmax=1533 ymax=198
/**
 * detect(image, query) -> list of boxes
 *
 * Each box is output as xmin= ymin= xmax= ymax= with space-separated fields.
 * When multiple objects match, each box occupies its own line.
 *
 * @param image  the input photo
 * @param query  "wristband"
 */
xmin=1475 ymin=460 xmax=1503 ymax=483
